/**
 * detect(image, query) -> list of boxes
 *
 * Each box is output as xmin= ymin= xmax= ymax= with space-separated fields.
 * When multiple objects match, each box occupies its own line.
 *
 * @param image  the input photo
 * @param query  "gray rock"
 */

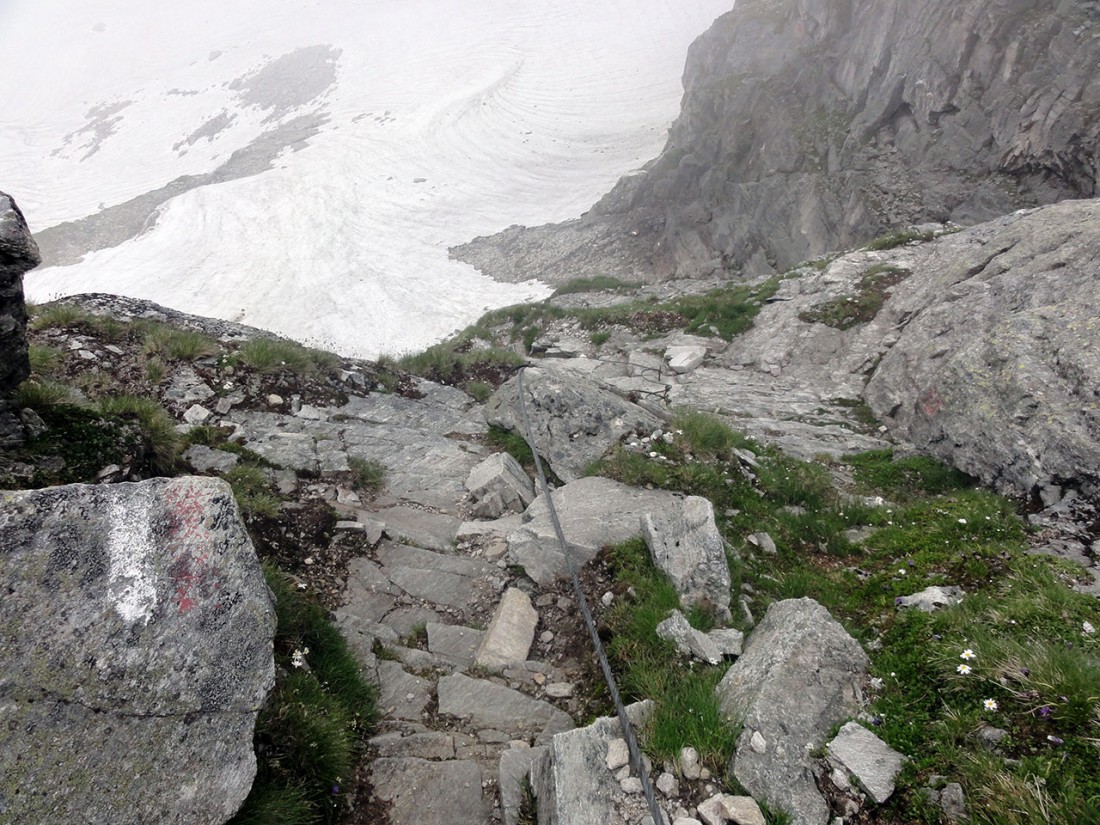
xmin=427 ymin=623 xmax=484 ymax=666
xmin=184 ymin=443 xmax=240 ymax=473
xmin=486 ymin=367 xmax=660 ymax=482
xmin=0 ymin=192 xmax=39 ymax=396
xmin=466 ymin=451 xmax=536 ymax=517
xmin=606 ymin=738 xmax=630 ymax=771
xmin=666 ymin=345 xmax=707 ymax=374
xmin=535 ymin=702 xmax=650 ymax=825
xmin=895 ymin=585 xmax=964 ymax=613
xmin=377 ymin=505 xmax=462 ymax=552
xmin=377 ymin=660 xmax=432 ymax=721
xmin=724 ymin=796 xmax=767 ymax=825
xmin=863 ymin=201 xmax=1100 ymax=500
xmin=826 ymin=722 xmax=905 ymax=804
xmin=642 ymin=495 xmax=732 ymax=621
xmin=679 ymin=746 xmax=702 ymax=780
xmin=0 ymin=477 xmax=275 ymax=824
xmin=707 ymin=627 xmax=745 ymax=658
xmin=508 ymin=476 xmax=683 ymax=585
xmin=934 ymin=782 xmax=968 ymax=823
xmin=437 ymin=673 xmax=573 ymax=739
xmin=656 ymin=610 xmax=723 ymax=665
xmin=749 ymin=532 xmax=777 ymax=555
xmin=656 ymin=772 xmax=679 ymax=797
xmin=376 ymin=541 xmax=494 ymax=610
xmin=370 ymin=730 xmax=456 ymax=761
xmin=370 ymin=757 xmax=486 ymax=825
xmin=716 ymin=599 xmax=869 ymax=825
xmin=500 ymin=745 xmax=548 ymax=825
xmin=475 ymin=587 xmax=539 ymax=668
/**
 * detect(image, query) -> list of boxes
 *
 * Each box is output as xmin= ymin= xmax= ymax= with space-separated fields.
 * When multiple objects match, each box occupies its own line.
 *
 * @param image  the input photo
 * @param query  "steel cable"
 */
xmin=515 ymin=366 xmax=665 ymax=825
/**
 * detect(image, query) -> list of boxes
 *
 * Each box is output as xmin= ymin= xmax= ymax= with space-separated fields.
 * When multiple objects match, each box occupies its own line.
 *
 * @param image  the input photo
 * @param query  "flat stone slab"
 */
xmin=827 ymin=721 xmax=905 ymax=804
xmin=377 ymin=661 xmax=432 ymax=721
xmin=437 ymin=673 xmax=573 ymax=739
xmin=377 ymin=505 xmax=462 ymax=552
xmin=370 ymin=731 xmax=456 ymax=761
xmin=427 ymin=623 xmax=484 ymax=666
xmin=508 ymin=477 xmax=684 ymax=586
xmin=376 ymin=542 xmax=494 ymax=610
xmin=476 ymin=587 xmax=538 ymax=668
xmin=370 ymin=757 xmax=486 ymax=825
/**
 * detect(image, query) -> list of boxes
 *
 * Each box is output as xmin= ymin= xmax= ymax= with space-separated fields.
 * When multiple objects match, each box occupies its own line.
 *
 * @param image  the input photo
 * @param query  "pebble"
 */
xmin=539 ymin=630 xmax=555 ymax=643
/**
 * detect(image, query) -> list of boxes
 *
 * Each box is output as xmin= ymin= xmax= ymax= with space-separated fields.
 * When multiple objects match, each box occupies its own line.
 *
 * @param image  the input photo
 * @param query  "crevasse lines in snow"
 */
xmin=3 ymin=0 xmax=732 ymax=358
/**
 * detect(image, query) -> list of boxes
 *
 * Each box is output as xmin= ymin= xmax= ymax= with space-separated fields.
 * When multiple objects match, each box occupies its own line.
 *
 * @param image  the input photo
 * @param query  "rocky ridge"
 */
xmin=454 ymin=0 xmax=1100 ymax=283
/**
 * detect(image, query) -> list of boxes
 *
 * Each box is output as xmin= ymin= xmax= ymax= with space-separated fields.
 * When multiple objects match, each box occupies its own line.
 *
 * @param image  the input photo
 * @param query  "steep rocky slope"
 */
xmin=455 ymin=0 xmax=1100 ymax=283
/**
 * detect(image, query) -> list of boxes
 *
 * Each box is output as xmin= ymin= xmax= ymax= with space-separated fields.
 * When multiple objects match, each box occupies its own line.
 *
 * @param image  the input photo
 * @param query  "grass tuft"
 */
xmin=141 ymin=323 xmax=220 ymax=360
xmin=230 ymin=566 xmax=377 ymax=825
xmin=96 ymin=395 xmax=180 ymax=474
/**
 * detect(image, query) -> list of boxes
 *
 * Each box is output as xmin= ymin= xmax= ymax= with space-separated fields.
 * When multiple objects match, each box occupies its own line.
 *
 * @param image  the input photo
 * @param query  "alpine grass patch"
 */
xmin=230 ymin=566 xmax=377 ymax=825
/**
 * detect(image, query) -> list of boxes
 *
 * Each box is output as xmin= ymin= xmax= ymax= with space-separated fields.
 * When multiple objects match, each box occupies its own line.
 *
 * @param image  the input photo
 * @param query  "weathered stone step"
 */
xmin=437 ymin=673 xmax=573 ymax=743
xmin=370 ymin=757 xmax=488 ymax=825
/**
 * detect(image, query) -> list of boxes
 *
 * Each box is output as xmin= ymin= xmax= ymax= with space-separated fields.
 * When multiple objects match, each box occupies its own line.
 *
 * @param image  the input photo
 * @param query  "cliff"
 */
xmin=454 ymin=0 xmax=1100 ymax=283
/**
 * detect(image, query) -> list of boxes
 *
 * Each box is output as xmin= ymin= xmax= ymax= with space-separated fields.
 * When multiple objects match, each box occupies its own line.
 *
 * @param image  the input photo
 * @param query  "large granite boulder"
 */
xmin=0 ymin=477 xmax=276 ymax=825
xmin=0 ymin=192 xmax=39 ymax=410
xmin=716 ymin=599 xmax=868 ymax=825
xmin=486 ymin=367 xmax=660 ymax=482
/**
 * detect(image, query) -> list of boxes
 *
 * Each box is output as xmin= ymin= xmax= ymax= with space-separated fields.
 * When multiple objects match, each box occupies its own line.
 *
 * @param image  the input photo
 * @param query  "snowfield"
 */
xmin=0 ymin=0 xmax=730 ymax=358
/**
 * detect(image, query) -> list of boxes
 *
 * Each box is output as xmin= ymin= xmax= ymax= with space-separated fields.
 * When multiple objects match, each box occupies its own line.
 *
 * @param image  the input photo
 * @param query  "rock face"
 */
xmin=456 ymin=0 xmax=1100 ymax=283
xmin=862 ymin=201 xmax=1100 ymax=499
xmin=487 ymin=367 xmax=660 ymax=482
xmin=669 ymin=199 xmax=1099 ymax=501
xmin=716 ymin=598 xmax=868 ymax=825
xmin=0 ymin=191 xmax=39 ymax=396
xmin=0 ymin=477 xmax=276 ymax=825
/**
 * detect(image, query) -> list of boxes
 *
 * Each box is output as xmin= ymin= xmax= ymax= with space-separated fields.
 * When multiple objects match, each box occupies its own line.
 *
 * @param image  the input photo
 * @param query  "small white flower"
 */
xmin=898 ymin=568 xmax=907 ymax=575
xmin=291 ymin=647 xmax=310 ymax=669
xmin=961 ymin=649 xmax=976 ymax=660
xmin=870 ymin=677 xmax=884 ymax=691
xmin=648 ymin=451 xmax=659 ymax=458
xmin=983 ymin=698 xmax=998 ymax=711
xmin=958 ymin=518 xmax=967 ymax=524
xmin=957 ymin=664 xmax=972 ymax=675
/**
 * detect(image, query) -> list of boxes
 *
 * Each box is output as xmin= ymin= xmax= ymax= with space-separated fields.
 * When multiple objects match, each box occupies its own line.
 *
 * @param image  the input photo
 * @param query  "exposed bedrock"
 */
xmin=455 ymin=0 xmax=1100 ymax=283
